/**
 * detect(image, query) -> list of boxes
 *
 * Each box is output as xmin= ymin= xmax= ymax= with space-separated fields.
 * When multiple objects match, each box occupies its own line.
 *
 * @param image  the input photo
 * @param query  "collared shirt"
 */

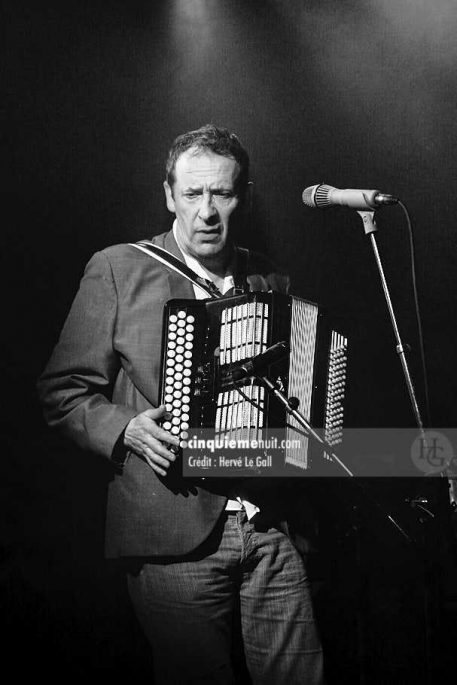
xmin=172 ymin=220 xmax=235 ymax=298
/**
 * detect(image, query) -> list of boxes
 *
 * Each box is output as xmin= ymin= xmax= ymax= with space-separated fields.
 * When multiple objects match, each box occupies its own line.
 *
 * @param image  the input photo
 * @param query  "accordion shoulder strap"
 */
xmin=128 ymin=240 xmax=221 ymax=299
xmin=233 ymin=246 xmax=250 ymax=294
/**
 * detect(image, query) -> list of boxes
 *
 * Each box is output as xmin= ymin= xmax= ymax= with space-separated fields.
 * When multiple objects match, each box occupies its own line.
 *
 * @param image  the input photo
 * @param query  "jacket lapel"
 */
xmin=159 ymin=230 xmax=196 ymax=300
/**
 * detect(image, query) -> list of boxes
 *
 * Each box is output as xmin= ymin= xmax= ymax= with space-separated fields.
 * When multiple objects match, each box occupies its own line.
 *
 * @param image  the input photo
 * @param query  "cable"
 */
xmin=398 ymin=200 xmax=432 ymax=426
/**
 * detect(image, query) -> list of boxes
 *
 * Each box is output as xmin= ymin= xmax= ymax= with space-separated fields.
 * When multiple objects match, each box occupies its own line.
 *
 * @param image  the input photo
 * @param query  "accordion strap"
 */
xmin=129 ymin=240 xmax=222 ymax=299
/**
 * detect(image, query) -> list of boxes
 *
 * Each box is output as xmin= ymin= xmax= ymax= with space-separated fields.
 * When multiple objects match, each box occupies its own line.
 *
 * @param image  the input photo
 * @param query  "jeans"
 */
xmin=127 ymin=510 xmax=324 ymax=684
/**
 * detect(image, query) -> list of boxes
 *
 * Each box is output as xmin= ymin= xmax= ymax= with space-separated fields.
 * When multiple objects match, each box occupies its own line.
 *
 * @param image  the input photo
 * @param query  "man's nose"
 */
xmin=198 ymin=192 xmax=218 ymax=221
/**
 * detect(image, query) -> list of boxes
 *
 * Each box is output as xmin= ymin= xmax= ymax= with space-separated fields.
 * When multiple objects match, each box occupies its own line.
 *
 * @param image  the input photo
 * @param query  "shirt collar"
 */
xmin=172 ymin=220 xmax=235 ymax=296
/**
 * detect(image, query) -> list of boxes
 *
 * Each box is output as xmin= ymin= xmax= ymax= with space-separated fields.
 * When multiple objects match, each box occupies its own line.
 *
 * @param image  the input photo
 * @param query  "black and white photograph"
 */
xmin=3 ymin=1 xmax=457 ymax=683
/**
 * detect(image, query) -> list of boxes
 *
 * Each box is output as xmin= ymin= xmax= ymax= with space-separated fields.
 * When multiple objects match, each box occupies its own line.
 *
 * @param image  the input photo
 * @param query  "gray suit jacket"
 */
xmin=38 ymin=230 xmax=289 ymax=557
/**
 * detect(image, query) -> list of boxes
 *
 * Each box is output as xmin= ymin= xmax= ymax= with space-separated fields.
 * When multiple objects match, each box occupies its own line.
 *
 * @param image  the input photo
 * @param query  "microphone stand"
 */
xmin=256 ymin=373 xmax=413 ymax=544
xmin=356 ymin=210 xmax=424 ymax=431
xmin=354 ymin=212 xmax=441 ymax=685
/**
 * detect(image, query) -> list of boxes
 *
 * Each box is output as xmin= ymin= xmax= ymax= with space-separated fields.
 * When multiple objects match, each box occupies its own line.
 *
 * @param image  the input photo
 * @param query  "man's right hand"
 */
xmin=124 ymin=405 xmax=180 ymax=477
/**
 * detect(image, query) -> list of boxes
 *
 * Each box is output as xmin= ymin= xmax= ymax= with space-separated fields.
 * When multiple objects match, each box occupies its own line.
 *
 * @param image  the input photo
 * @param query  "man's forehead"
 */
xmin=174 ymin=149 xmax=239 ymax=185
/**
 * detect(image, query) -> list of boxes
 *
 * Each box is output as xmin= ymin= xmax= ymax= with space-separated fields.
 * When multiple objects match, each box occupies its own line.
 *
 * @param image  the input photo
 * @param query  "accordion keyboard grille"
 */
xmin=286 ymin=298 xmax=319 ymax=468
xmin=216 ymin=300 xmax=269 ymax=442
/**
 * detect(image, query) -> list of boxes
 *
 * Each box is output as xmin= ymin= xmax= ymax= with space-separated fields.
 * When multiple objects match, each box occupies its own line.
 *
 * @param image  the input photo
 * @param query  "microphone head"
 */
xmin=302 ymin=183 xmax=335 ymax=208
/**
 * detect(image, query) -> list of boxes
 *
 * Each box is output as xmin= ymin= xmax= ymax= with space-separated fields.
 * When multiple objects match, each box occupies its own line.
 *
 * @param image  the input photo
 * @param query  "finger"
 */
xmin=128 ymin=434 xmax=176 ymax=464
xmin=143 ymin=405 xmax=168 ymax=421
xmin=145 ymin=440 xmax=177 ymax=465
xmin=142 ymin=453 xmax=167 ymax=477
xmin=126 ymin=413 xmax=180 ymax=448
xmin=138 ymin=409 xmax=180 ymax=447
xmin=148 ymin=423 xmax=180 ymax=447
xmin=142 ymin=443 xmax=180 ymax=476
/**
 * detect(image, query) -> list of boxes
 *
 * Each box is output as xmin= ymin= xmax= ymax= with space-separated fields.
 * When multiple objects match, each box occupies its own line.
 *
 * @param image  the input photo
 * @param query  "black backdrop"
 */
xmin=3 ymin=1 xmax=457 ymax=682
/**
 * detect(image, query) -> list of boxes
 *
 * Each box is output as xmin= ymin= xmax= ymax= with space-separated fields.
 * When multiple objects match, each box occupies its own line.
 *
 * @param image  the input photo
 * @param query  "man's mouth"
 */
xmin=196 ymin=227 xmax=221 ymax=237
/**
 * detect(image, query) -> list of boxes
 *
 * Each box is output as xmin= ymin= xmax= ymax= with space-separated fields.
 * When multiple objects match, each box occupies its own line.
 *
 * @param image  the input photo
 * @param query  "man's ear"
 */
xmin=163 ymin=181 xmax=176 ymax=213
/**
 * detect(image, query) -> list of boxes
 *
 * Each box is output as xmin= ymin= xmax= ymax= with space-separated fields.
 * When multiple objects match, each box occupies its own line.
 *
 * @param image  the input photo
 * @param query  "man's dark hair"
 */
xmin=165 ymin=124 xmax=250 ymax=195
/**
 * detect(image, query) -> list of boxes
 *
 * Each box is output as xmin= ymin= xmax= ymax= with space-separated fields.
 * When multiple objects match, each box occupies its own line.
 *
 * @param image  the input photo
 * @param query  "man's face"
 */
xmin=164 ymin=148 xmax=241 ymax=262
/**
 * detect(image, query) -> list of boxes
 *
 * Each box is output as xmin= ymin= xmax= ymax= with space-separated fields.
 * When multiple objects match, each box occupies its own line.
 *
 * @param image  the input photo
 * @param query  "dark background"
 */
xmin=2 ymin=1 xmax=457 ymax=682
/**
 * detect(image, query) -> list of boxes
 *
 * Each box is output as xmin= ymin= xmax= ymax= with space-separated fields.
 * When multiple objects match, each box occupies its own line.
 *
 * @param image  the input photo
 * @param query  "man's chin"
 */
xmin=193 ymin=241 xmax=226 ymax=259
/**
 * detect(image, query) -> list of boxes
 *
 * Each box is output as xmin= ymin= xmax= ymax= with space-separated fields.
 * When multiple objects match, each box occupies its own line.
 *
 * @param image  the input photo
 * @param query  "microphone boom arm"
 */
xmin=257 ymin=373 xmax=354 ymax=477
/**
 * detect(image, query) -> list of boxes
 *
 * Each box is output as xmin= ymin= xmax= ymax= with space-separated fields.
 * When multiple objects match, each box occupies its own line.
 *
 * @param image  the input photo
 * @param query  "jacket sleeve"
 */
xmin=37 ymin=251 xmax=137 ymax=460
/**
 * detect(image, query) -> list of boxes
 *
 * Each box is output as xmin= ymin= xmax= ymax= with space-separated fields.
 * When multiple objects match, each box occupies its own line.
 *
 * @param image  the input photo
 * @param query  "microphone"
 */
xmin=227 ymin=341 xmax=290 ymax=382
xmin=302 ymin=183 xmax=398 ymax=210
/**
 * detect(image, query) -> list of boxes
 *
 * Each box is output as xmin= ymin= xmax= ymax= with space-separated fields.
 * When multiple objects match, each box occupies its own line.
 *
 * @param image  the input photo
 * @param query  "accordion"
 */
xmin=159 ymin=291 xmax=348 ymax=472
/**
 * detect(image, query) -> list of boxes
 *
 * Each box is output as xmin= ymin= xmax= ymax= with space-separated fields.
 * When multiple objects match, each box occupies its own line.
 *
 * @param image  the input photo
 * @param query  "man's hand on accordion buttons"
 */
xmin=124 ymin=406 xmax=180 ymax=477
